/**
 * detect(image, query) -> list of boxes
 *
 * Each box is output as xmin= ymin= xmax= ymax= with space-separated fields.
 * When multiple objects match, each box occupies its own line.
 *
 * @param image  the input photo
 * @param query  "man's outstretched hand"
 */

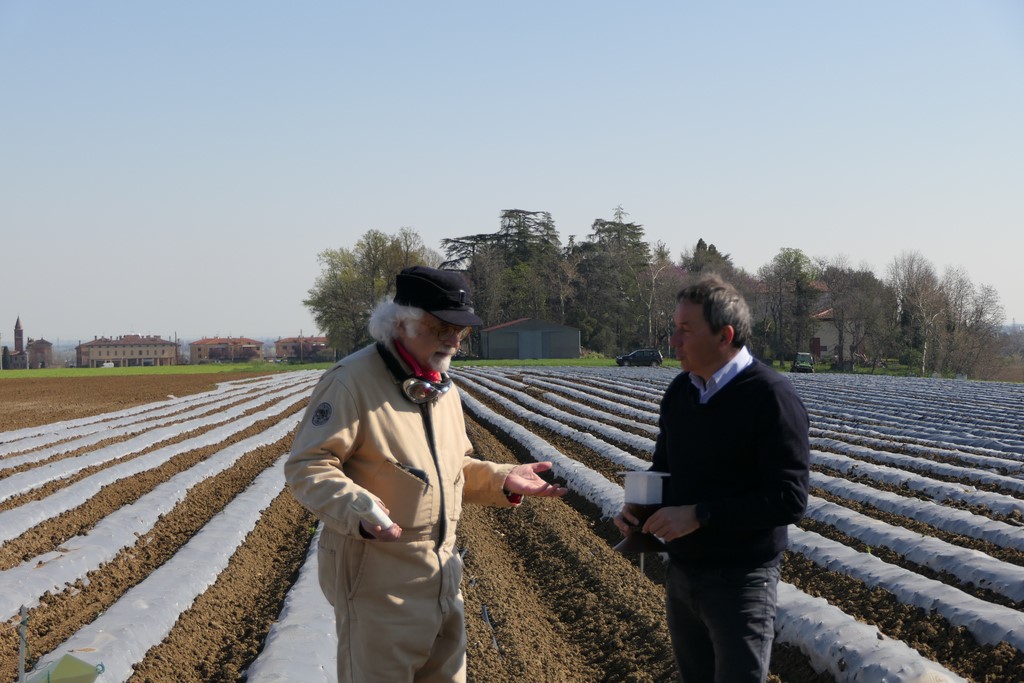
xmin=504 ymin=461 xmax=568 ymax=497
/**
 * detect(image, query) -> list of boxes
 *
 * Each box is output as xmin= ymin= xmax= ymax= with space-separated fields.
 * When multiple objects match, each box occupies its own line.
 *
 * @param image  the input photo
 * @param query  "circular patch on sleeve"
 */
xmin=311 ymin=402 xmax=333 ymax=426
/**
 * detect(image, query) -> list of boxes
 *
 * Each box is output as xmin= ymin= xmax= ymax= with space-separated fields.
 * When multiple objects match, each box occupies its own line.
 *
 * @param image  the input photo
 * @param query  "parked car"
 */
xmin=615 ymin=348 xmax=663 ymax=367
xmin=790 ymin=352 xmax=814 ymax=373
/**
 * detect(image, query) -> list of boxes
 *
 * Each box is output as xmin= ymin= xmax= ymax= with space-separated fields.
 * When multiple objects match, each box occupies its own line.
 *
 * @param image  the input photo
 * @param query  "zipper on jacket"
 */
xmin=419 ymin=402 xmax=447 ymax=551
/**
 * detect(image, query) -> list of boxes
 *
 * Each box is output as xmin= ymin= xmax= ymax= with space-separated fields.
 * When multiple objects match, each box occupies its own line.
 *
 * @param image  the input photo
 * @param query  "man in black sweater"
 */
xmin=615 ymin=274 xmax=810 ymax=683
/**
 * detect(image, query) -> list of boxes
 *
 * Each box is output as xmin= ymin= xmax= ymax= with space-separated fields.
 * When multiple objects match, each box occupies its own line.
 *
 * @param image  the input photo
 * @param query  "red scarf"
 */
xmin=394 ymin=340 xmax=442 ymax=383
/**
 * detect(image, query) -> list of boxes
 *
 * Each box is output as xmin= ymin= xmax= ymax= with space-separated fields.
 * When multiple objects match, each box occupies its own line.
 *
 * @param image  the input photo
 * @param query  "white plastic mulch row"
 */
xmin=530 ymin=362 xmax=672 ymax=384
xmin=457 ymin=368 xmax=1024 ymax=671
xmin=0 ymin=372 xmax=314 ymax=453
xmin=0 ymin=381 xmax=258 ymax=458
xmin=808 ymin=418 xmax=1024 ymax=470
xmin=789 ymin=528 xmax=1024 ymax=650
xmin=813 ymin=449 xmax=1024 ymax=518
xmin=520 ymin=376 xmax=661 ymax=430
xmin=27 ymin=453 xmax=292 ymax=682
xmin=810 ymin=471 xmax=1024 ymax=553
xmin=0 ymin=372 xmax=313 ymax=467
xmin=0 ymin=383 xmax=316 ymax=545
xmin=0 ymin=378 xmax=250 ymax=448
xmin=467 ymin=368 xmax=661 ymax=431
xmin=0 ymin=379 xmax=315 ymax=500
xmin=791 ymin=370 xmax=1019 ymax=422
xmin=803 ymin=497 xmax=1024 ymax=603
xmin=459 ymin=373 xmax=656 ymax=455
xmin=789 ymin=374 xmax=1024 ymax=455
xmin=531 ymin=366 xmax=1024 ymax=463
xmin=0 ymin=413 xmax=303 ymax=621
xmin=520 ymin=370 xmax=667 ymax=408
xmin=774 ymin=582 xmax=968 ymax=683
xmin=810 ymin=423 xmax=1024 ymax=475
xmin=456 ymin=376 xmax=652 ymax=474
xmin=517 ymin=366 xmax=1024 ymax=461
xmin=811 ymin=436 xmax=1024 ymax=499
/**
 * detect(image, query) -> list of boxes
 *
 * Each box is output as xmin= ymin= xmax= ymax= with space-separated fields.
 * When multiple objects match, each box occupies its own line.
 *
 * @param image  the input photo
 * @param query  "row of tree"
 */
xmin=304 ymin=208 xmax=1009 ymax=379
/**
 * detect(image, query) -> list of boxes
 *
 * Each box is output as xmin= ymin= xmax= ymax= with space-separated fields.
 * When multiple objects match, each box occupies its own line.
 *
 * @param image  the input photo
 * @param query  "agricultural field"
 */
xmin=1 ymin=367 xmax=1022 ymax=682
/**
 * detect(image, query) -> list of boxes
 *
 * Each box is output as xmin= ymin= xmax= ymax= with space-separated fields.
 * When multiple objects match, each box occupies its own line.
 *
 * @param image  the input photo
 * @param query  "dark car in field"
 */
xmin=615 ymin=348 xmax=663 ymax=367
xmin=790 ymin=352 xmax=814 ymax=373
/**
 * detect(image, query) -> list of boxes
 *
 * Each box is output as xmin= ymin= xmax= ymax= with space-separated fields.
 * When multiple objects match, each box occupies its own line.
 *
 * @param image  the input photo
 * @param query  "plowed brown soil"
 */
xmin=2 ymin=372 xmax=1018 ymax=682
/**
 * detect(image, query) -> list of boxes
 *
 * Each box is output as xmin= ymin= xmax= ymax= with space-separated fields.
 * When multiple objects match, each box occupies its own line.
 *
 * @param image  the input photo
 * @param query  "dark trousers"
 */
xmin=665 ymin=561 xmax=780 ymax=683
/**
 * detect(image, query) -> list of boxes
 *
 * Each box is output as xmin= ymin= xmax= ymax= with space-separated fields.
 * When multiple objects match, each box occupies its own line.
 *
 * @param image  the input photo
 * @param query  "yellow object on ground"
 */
xmin=26 ymin=654 xmax=104 ymax=683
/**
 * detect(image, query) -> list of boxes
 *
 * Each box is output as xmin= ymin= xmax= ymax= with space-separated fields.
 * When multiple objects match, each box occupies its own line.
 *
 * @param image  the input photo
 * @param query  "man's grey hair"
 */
xmin=677 ymin=274 xmax=752 ymax=349
xmin=368 ymin=299 xmax=426 ymax=344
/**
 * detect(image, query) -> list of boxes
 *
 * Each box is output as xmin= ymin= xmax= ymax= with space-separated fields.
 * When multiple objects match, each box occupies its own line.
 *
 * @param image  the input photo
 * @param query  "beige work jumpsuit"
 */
xmin=285 ymin=343 xmax=515 ymax=683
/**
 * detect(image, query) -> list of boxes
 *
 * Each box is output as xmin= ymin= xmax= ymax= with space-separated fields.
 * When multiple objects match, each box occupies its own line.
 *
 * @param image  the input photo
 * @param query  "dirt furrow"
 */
xmin=127 ymin=491 xmax=316 ymax=683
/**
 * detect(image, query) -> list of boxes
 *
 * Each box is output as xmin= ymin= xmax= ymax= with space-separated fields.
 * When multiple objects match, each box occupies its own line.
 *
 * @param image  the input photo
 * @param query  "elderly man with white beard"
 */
xmin=285 ymin=265 xmax=567 ymax=683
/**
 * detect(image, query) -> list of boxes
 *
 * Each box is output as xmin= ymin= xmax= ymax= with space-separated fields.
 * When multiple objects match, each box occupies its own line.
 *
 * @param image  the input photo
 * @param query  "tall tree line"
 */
xmin=304 ymin=211 xmax=1007 ymax=379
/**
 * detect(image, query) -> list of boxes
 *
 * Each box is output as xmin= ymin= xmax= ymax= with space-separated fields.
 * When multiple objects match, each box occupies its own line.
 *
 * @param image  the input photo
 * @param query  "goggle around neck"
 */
xmin=376 ymin=342 xmax=452 ymax=405
xmin=401 ymin=376 xmax=453 ymax=404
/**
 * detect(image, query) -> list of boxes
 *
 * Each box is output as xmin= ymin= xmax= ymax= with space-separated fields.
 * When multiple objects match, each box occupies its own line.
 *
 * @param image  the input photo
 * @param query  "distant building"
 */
xmin=25 ymin=338 xmax=54 ymax=369
xmin=810 ymin=309 xmax=840 ymax=361
xmin=274 ymin=335 xmax=333 ymax=362
xmin=5 ymin=317 xmax=54 ymax=369
xmin=76 ymin=334 xmax=179 ymax=368
xmin=189 ymin=336 xmax=265 ymax=363
xmin=810 ymin=308 xmax=866 ymax=367
xmin=479 ymin=318 xmax=580 ymax=360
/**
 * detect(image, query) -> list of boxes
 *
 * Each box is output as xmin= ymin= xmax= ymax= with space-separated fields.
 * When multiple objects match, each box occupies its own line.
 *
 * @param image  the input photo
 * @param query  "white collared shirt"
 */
xmin=689 ymin=346 xmax=755 ymax=404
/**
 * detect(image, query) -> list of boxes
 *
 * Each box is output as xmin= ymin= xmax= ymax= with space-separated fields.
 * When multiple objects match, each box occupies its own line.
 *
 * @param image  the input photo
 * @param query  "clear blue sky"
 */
xmin=2 ymin=1 xmax=1022 ymax=344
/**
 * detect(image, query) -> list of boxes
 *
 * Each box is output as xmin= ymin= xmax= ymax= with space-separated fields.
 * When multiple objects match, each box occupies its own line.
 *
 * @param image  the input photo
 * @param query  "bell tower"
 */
xmin=14 ymin=317 xmax=23 ymax=353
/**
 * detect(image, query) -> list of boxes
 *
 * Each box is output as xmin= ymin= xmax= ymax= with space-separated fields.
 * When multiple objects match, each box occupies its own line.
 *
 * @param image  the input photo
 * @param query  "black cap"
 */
xmin=393 ymin=266 xmax=483 ymax=326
